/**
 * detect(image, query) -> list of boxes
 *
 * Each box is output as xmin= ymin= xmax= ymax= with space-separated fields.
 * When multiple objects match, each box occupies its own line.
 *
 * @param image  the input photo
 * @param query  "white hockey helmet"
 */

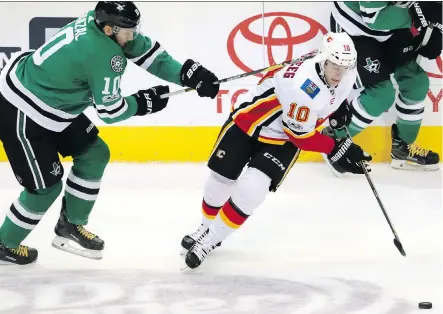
xmin=314 ymin=32 xmax=357 ymax=69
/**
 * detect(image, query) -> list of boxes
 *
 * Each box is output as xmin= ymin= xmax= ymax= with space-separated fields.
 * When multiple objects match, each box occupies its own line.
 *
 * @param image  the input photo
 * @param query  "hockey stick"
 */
xmin=416 ymin=25 xmax=434 ymax=64
xmin=159 ymin=51 xmax=318 ymax=99
xmin=344 ymin=127 xmax=407 ymax=257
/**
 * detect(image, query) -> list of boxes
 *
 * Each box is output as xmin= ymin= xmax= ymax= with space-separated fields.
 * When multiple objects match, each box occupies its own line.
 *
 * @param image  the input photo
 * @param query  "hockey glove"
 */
xmin=386 ymin=27 xmax=422 ymax=65
xmin=329 ymin=100 xmax=352 ymax=131
xmin=180 ymin=59 xmax=220 ymax=99
xmin=134 ymin=85 xmax=170 ymax=116
xmin=418 ymin=29 xmax=442 ymax=60
xmin=327 ymin=138 xmax=372 ymax=174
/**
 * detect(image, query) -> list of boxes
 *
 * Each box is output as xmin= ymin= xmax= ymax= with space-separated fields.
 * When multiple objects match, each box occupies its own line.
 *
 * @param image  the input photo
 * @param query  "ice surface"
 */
xmin=0 ymin=162 xmax=441 ymax=313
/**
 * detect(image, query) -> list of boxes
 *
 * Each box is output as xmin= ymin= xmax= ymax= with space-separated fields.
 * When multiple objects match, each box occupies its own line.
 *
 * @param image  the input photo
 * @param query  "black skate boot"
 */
xmin=185 ymin=229 xmax=219 ymax=269
xmin=181 ymin=224 xmax=221 ymax=255
xmin=320 ymin=126 xmax=348 ymax=177
xmin=51 ymin=197 xmax=104 ymax=260
xmin=0 ymin=241 xmax=38 ymax=265
xmin=390 ymin=124 xmax=440 ymax=171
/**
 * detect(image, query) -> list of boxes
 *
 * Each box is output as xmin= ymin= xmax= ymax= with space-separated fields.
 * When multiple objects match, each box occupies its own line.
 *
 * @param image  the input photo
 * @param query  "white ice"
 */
xmin=0 ymin=162 xmax=441 ymax=314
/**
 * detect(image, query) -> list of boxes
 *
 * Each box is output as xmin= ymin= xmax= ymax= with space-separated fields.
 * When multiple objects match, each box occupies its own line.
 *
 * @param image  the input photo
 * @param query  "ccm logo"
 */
xmin=264 ymin=152 xmax=286 ymax=171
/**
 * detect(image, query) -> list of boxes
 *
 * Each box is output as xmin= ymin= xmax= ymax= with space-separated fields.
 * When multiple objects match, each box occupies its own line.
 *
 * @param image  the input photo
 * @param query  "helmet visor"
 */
xmin=113 ymin=23 xmax=141 ymax=39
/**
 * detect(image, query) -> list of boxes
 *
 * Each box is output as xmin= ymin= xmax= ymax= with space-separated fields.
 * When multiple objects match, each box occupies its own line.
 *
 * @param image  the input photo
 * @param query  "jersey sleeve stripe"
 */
xmin=132 ymin=41 xmax=159 ymax=63
xmin=94 ymin=97 xmax=124 ymax=111
xmin=133 ymin=41 xmax=166 ymax=70
xmin=95 ymin=99 xmax=128 ymax=119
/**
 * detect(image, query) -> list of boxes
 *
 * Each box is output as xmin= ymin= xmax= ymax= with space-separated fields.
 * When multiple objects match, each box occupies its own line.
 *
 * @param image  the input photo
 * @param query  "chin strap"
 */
xmin=315 ymin=61 xmax=331 ymax=88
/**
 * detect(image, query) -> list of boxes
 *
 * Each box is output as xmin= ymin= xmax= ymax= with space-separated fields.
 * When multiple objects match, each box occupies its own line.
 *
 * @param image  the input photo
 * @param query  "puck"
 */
xmin=419 ymin=302 xmax=432 ymax=309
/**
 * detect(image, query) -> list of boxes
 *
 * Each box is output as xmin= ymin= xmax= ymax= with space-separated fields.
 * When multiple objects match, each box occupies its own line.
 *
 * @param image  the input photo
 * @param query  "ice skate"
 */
xmin=0 ymin=241 xmax=38 ymax=265
xmin=51 ymin=198 xmax=104 ymax=260
xmin=390 ymin=124 xmax=440 ymax=171
xmin=181 ymin=224 xmax=221 ymax=255
xmin=185 ymin=229 xmax=219 ymax=269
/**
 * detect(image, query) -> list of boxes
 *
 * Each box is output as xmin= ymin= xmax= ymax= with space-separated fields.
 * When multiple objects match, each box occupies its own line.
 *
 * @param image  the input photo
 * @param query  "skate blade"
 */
xmin=321 ymin=153 xmax=344 ymax=177
xmin=51 ymin=236 xmax=103 ymax=260
xmin=0 ymin=259 xmax=38 ymax=266
xmin=391 ymin=159 xmax=441 ymax=171
xmin=180 ymin=247 xmax=190 ymax=256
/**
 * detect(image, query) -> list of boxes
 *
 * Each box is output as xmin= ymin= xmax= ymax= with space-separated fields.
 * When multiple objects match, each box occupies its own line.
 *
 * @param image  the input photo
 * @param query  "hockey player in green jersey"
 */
xmin=0 ymin=1 xmax=220 ymax=265
xmin=323 ymin=1 xmax=442 ymax=174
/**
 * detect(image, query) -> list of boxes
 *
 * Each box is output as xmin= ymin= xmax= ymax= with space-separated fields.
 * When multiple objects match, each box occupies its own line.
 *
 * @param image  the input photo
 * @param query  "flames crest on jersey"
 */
xmin=111 ymin=55 xmax=124 ymax=73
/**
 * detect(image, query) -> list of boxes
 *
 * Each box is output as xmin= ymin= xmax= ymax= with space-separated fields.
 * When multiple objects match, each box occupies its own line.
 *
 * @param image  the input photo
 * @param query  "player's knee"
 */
xmin=94 ymin=137 xmax=111 ymax=166
xmin=231 ymin=167 xmax=271 ymax=216
xmin=27 ymin=181 xmax=63 ymax=213
xmin=82 ymin=137 xmax=110 ymax=169
xmin=32 ymin=180 xmax=63 ymax=197
xmin=203 ymin=171 xmax=235 ymax=207
xmin=71 ymin=137 xmax=110 ymax=180
xmin=401 ymin=70 xmax=429 ymax=102
xmin=362 ymin=80 xmax=396 ymax=116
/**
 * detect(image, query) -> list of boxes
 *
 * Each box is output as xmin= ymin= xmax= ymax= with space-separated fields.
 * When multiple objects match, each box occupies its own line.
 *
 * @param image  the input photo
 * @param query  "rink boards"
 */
xmin=0 ymin=2 xmax=441 ymax=162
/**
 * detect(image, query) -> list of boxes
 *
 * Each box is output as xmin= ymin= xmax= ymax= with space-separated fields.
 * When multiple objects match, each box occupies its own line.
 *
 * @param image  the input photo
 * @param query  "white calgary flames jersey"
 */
xmin=231 ymin=52 xmax=357 ymax=153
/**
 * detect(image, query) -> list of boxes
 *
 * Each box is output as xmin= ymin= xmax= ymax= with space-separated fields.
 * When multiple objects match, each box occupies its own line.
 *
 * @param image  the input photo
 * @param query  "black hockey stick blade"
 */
xmin=393 ymin=238 xmax=406 ymax=257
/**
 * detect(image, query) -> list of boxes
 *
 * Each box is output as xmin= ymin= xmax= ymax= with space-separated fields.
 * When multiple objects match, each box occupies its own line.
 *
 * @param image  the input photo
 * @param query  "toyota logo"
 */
xmin=227 ymin=12 xmax=327 ymax=77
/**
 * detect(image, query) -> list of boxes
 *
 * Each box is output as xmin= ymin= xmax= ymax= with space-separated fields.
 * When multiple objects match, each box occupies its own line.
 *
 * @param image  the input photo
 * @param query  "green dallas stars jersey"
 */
xmin=331 ymin=1 xmax=412 ymax=42
xmin=0 ymin=10 xmax=183 ymax=132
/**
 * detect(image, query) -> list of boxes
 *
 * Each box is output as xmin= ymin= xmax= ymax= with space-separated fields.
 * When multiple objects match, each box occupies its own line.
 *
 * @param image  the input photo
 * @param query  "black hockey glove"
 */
xmin=134 ymin=85 xmax=170 ymax=116
xmin=418 ymin=28 xmax=442 ymax=60
xmin=180 ymin=59 xmax=219 ymax=99
xmin=327 ymin=138 xmax=372 ymax=174
xmin=409 ymin=2 xmax=442 ymax=29
xmin=329 ymin=100 xmax=352 ymax=131
xmin=386 ymin=27 xmax=422 ymax=65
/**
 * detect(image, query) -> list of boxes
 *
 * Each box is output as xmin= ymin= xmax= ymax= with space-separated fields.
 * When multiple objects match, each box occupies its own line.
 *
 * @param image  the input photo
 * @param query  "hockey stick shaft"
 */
xmin=416 ymin=25 xmax=434 ymax=64
xmin=159 ymin=52 xmax=316 ymax=99
xmin=160 ymin=65 xmax=271 ymax=99
xmin=344 ymin=127 xmax=406 ymax=256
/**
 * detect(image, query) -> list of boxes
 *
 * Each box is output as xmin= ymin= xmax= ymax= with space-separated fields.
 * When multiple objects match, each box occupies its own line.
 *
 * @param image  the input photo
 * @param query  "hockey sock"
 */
xmin=201 ymin=171 xmax=235 ymax=227
xmin=334 ymin=96 xmax=379 ymax=139
xmin=396 ymin=119 xmax=422 ymax=144
xmin=395 ymin=95 xmax=424 ymax=144
xmin=64 ymin=138 xmax=109 ymax=225
xmin=201 ymin=199 xmax=221 ymax=227
xmin=64 ymin=170 xmax=102 ymax=225
xmin=0 ymin=181 xmax=62 ymax=248
xmin=209 ymin=168 xmax=270 ymax=242
xmin=210 ymin=198 xmax=250 ymax=241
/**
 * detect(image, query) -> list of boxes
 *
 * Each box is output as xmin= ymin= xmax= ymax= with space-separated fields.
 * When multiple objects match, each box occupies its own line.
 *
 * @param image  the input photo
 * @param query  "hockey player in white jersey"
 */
xmin=181 ymin=32 xmax=372 ymax=269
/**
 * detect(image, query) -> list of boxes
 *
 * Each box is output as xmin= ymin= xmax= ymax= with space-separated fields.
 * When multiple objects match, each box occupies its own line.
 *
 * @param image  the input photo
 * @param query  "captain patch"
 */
xmin=301 ymin=79 xmax=320 ymax=99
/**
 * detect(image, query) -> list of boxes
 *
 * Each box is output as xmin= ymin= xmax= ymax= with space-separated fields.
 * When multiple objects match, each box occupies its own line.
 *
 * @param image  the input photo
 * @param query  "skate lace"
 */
xmin=190 ymin=224 xmax=208 ymax=241
xmin=77 ymin=226 xmax=96 ymax=240
xmin=408 ymin=144 xmax=429 ymax=158
xmin=10 ymin=245 xmax=28 ymax=257
xmin=193 ymin=233 xmax=217 ymax=261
